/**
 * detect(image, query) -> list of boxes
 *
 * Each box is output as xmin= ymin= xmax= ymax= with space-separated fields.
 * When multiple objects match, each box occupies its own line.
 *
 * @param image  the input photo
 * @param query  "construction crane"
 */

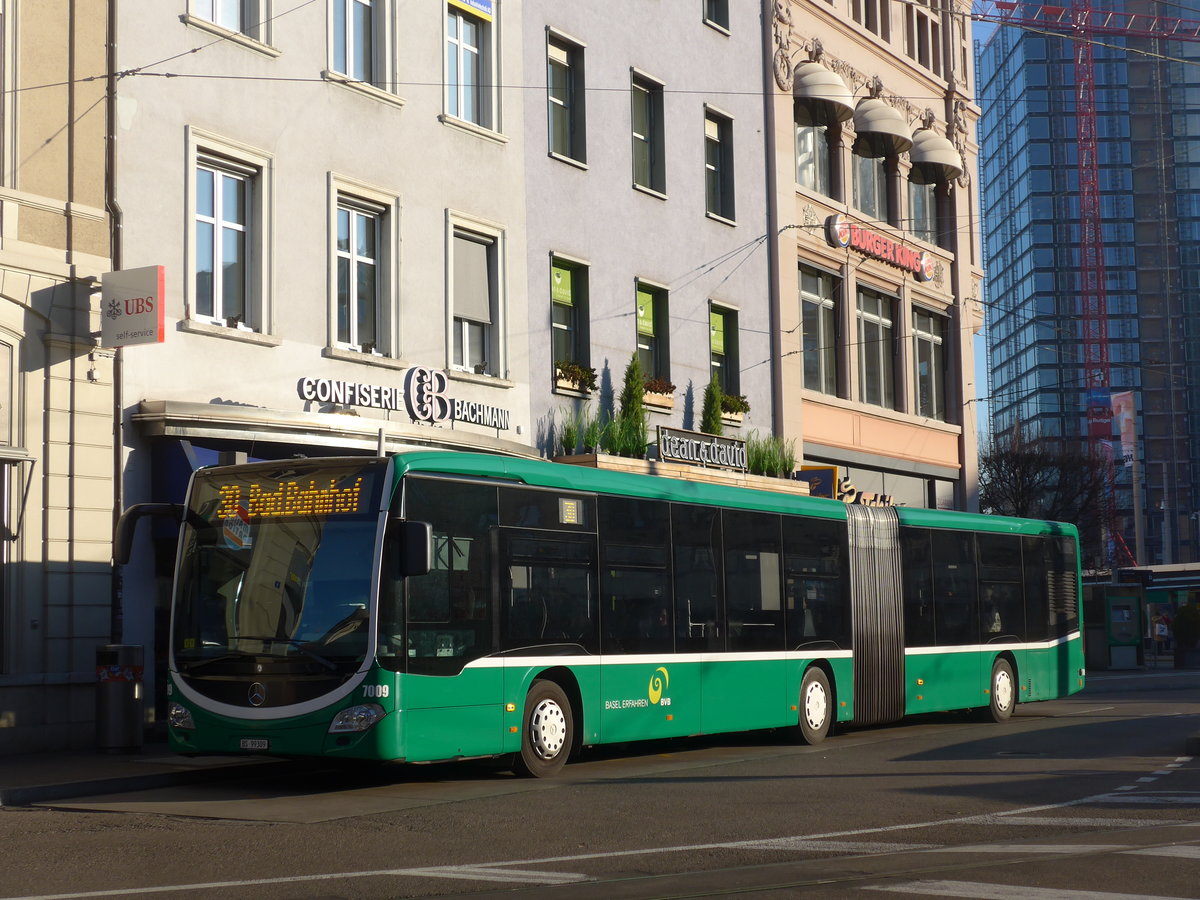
xmin=972 ymin=0 xmax=1200 ymax=565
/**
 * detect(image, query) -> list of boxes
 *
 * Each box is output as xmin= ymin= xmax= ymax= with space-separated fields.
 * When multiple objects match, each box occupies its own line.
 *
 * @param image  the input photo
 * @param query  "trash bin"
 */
xmin=96 ymin=644 xmax=144 ymax=752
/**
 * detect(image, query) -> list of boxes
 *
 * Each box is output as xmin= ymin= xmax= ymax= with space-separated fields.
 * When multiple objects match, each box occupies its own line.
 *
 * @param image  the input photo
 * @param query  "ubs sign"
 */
xmin=298 ymin=366 xmax=511 ymax=430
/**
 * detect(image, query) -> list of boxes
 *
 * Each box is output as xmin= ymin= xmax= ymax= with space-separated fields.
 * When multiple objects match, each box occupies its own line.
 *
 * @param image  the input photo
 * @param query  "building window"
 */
xmin=705 ymin=109 xmax=735 ymax=221
xmin=852 ymin=0 xmax=890 ymax=40
xmin=333 ymin=0 xmax=374 ymax=82
xmin=452 ymin=228 xmax=499 ymax=375
xmin=195 ymin=158 xmax=251 ymax=328
xmin=800 ymin=266 xmax=838 ymax=395
xmin=904 ymin=0 xmax=942 ymax=76
xmin=909 ymin=179 xmax=937 ymax=244
xmin=853 ymin=149 xmax=889 ymax=222
xmin=704 ymin=0 xmax=729 ymax=30
xmin=196 ymin=0 xmax=246 ymax=32
xmin=631 ymin=74 xmax=665 ymax=194
xmin=335 ymin=200 xmax=382 ymax=353
xmin=446 ymin=1 xmax=494 ymax=128
xmin=795 ymin=103 xmax=832 ymax=196
xmin=857 ymin=288 xmax=895 ymax=408
xmin=710 ymin=305 xmax=739 ymax=395
xmin=547 ymin=35 xmax=585 ymax=162
xmin=636 ymin=282 xmax=669 ymax=380
xmin=551 ymin=258 xmax=589 ymax=370
xmin=913 ymin=307 xmax=947 ymax=420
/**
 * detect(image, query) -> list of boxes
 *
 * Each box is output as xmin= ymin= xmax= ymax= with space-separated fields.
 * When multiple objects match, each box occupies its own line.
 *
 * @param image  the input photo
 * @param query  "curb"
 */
xmin=0 ymin=758 xmax=290 ymax=809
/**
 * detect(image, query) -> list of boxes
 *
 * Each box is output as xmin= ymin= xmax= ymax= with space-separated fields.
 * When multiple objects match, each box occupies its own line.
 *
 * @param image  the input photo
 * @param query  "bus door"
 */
xmin=846 ymin=506 xmax=905 ymax=725
xmin=498 ymin=527 xmax=601 ymax=742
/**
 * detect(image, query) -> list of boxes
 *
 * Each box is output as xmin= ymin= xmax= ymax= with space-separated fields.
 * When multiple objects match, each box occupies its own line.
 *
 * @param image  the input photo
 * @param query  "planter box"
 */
xmin=554 ymin=376 xmax=592 ymax=395
xmin=720 ymin=411 xmax=744 ymax=427
xmin=644 ymin=391 xmax=675 ymax=410
xmin=552 ymin=453 xmax=810 ymax=495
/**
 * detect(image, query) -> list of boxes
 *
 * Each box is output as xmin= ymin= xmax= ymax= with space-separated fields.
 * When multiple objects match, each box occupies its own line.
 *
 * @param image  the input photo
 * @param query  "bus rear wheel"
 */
xmin=988 ymin=658 xmax=1016 ymax=722
xmin=793 ymin=667 xmax=832 ymax=745
xmin=513 ymin=680 xmax=573 ymax=778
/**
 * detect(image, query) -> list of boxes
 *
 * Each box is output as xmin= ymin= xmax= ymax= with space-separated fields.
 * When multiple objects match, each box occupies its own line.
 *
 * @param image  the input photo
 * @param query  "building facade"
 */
xmin=770 ymin=0 xmax=983 ymax=509
xmin=979 ymin=12 xmax=1200 ymax=566
xmin=0 ymin=0 xmax=115 ymax=752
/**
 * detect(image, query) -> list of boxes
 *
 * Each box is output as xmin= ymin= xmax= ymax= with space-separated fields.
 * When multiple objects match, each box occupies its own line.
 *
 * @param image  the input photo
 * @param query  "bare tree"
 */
xmin=979 ymin=433 xmax=1109 ymax=563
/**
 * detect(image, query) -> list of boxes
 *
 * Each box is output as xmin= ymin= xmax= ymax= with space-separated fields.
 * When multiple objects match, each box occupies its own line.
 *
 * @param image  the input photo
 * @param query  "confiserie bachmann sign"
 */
xmin=657 ymin=426 xmax=747 ymax=470
xmin=826 ymin=214 xmax=935 ymax=281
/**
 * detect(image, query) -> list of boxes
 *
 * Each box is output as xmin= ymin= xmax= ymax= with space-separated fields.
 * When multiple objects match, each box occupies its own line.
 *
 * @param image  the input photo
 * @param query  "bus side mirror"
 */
xmin=390 ymin=520 xmax=432 ymax=578
xmin=114 ymin=503 xmax=184 ymax=565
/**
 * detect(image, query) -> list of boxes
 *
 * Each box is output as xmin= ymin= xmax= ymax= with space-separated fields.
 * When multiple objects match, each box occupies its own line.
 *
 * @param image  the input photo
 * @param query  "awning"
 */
xmin=853 ymin=98 xmax=913 ymax=157
xmin=793 ymin=62 xmax=854 ymax=123
xmin=909 ymin=128 xmax=964 ymax=184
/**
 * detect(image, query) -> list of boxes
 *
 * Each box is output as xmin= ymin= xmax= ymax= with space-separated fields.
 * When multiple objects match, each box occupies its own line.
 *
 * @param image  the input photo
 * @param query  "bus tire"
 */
xmin=796 ymin=667 xmax=833 ymax=745
xmin=513 ymin=679 xmax=573 ymax=778
xmin=988 ymin=658 xmax=1016 ymax=722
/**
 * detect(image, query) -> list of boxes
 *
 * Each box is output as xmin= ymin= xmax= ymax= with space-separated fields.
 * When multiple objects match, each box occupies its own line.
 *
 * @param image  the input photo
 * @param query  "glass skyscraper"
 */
xmin=979 ymin=11 xmax=1200 ymax=567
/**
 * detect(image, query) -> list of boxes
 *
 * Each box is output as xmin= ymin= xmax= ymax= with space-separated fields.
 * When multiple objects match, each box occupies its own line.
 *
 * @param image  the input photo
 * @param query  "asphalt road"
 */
xmin=3 ymin=673 xmax=1198 ymax=900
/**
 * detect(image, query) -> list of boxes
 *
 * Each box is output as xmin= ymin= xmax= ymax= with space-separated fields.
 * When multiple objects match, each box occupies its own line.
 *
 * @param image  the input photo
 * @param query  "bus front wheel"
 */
xmin=794 ymin=667 xmax=832 ymax=745
xmin=513 ymin=679 xmax=574 ymax=778
xmin=988 ymin=658 xmax=1016 ymax=722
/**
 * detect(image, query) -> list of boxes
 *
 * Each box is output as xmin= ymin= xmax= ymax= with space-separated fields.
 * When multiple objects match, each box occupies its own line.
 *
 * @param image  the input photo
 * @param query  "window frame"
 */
xmin=856 ymin=286 xmax=896 ymax=409
xmin=186 ymin=129 xmax=274 ymax=336
xmin=189 ymin=0 xmax=274 ymax=45
xmin=912 ymin=305 xmax=948 ymax=421
xmin=547 ymin=30 xmax=586 ymax=165
xmin=904 ymin=0 xmax=943 ymax=77
xmin=448 ymin=212 xmax=507 ymax=379
xmin=324 ymin=0 xmax=399 ymax=101
xmin=852 ymin=149 xmax=889 ymax=222
xmin=709 ymin=303 xmax=739 ymax=396
xmin=330 ymin=176 xmax=399 ymax=358
xmin=445 ymin=1 xmax=496 ymax=130
xmin=635 ymin=280 xmax=670 ymax=382
xmin=801 ymin=264 xmax=839 ymax=395
xmin=703 ymin=0 xmax=730 ymax=32
xmin=631 ymin=70 xmax=666 ymax=196
xmin=704 ymin=106 xmax=735 ymax=222
xmin=795 ymin=102 xmax=833 ymax=197
xmin=852 ymin=0 xmax=891 ymax=40
xmin=551 ymin=255 xmax=590 ymax=374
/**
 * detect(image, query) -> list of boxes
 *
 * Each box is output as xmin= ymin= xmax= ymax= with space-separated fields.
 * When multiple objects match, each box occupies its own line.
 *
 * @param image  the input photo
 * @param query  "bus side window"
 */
xmin=900 ymin=527 xmax=935 ymax=647
xmin=599 ymin=497 xmax=671 ymax=654
xmin=723 ymin=510 xmax=784 ymax=651
xmin=783 ymin=515 xmax=850 ymax=649
xmin=672 ymin=504 xmax=724 ymax=652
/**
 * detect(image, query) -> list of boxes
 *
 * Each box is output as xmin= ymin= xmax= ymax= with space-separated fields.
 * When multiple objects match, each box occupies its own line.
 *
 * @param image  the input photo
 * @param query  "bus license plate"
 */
xmin=239 ymin=738 xmax=270 ymax=750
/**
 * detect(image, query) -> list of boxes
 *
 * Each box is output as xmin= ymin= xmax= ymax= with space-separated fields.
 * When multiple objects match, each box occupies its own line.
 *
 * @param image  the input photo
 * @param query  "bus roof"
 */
xmin=388 ymin=450 xmax=1078 ymax=539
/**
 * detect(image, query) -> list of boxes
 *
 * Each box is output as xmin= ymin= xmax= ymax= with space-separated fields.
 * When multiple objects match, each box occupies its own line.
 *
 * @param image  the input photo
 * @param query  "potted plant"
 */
xmin=554 ymin=360 xmax=597 ymax=394
xmin=644 ymin=375 xmax=676 ymax=409
xmin=720 ymin=393 xmax=750 ymax=425
xmin=1173 ymin=603 xmax=1200 ymax=669
xmin=604 ymin=353 xmax=649 ymax=457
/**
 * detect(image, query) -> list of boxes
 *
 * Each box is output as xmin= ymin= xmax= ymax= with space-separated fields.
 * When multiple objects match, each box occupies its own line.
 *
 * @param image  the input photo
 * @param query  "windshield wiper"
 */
xmin=231 ymin=636 xmax=339 ymax=672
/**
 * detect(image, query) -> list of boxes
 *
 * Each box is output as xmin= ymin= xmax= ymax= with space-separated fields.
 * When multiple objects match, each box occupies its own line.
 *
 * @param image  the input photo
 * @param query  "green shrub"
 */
xmin=701 ymin=374 xmax=724 ymax=436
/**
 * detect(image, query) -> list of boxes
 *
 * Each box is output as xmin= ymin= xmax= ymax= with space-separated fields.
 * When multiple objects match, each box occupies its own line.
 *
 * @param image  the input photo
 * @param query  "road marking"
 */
xmin=1137 ymin=777 xmax=1158 ymax=783
xmin=1090 ymin=791 xmax=1200 ymax=805
xmin=939 ymin=843 xmax=1127 ymax=854
xmin=397 ymin=866 xmax=587 ymax=884
xmin=983 ymin=816 xmax=1186 ymax=828
xmin=1122 ymin=845 xmax=1200 ymax=859
xmin=1061 ymin=706 xmax=1116 ymax=716
xmin=866 ymin=879 xmax=1193 ymax=899
xmin=734 ymin=838 xmax=930 ymax=854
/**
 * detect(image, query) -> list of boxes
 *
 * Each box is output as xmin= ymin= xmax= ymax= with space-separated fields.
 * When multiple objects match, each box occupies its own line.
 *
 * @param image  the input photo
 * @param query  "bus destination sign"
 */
xmin=217 ymin=477 xmax=365 ymax=520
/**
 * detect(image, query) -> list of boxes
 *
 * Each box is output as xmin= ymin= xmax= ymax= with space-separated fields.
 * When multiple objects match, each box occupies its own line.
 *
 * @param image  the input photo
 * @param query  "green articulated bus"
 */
xmin=137 ymin=451 xmax=1085 ymax=777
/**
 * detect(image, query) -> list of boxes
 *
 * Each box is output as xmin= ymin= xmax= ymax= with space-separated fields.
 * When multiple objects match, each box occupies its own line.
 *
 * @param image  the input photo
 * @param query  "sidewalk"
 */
xmin=0 ymin=742 xmax=288 ymax=808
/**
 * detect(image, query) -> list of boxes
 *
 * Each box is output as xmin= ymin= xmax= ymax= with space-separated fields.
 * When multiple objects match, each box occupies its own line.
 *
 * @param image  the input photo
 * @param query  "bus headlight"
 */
xmin=329 ymin=703 xmax=385 ymax=733
xmin=168 ymin=701 xmax=195 ymax=730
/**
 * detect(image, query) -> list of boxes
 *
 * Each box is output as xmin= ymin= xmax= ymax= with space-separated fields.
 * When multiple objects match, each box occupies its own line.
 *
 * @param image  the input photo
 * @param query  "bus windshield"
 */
xmin=172 ymin=460 xmax=386 ymax=695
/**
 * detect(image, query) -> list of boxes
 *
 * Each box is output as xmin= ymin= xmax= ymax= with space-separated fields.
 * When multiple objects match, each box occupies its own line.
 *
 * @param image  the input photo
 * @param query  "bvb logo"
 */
xmin=648 ymin=666 xmax=669 ymax=705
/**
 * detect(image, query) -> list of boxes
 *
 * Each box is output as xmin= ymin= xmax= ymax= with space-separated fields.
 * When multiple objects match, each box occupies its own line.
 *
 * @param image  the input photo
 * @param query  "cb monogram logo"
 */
xmin=403 ymin=366 xmax=450 ymax=423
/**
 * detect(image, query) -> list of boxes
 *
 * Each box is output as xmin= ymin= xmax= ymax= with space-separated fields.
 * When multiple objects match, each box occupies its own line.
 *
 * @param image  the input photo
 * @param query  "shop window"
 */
xmin=801 ymin=265 xmax=839 ymax=395
xmin=857 ymin=287 xmax=895 ymax=409
xmin=636 ymin=281 xmax=670 ymax=382
xmin=446 ymin=1 xmax=496 ymax=129
xmin=547 ymin=34 xmax=585 ymax=163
